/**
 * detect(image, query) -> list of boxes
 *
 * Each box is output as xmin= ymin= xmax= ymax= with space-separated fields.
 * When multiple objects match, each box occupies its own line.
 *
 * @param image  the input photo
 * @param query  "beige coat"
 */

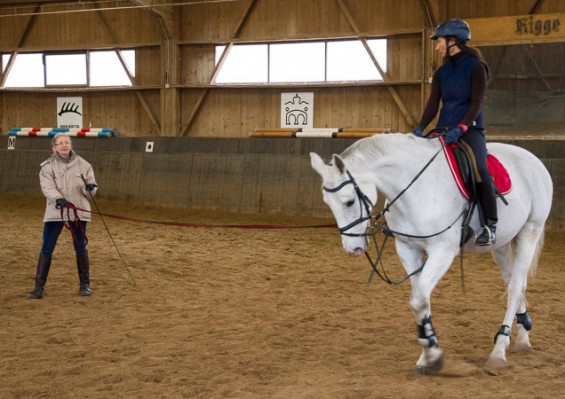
xmin=40 ymin=151 xmax=98 ymax=222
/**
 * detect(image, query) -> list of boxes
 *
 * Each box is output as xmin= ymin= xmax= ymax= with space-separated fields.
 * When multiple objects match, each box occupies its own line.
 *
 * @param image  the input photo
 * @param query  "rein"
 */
xmin=324 ymin=145 xmax=462 ymax=286
xmin=57 ymin=201 xmax=88 ymax=246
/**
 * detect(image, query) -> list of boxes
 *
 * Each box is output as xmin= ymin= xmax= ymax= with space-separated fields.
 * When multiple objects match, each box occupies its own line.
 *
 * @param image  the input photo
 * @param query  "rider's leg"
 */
xmin=475 ymin=177 xmax=498 ymax=245
xmin=460 ymin=130 xmax=498 ymax=245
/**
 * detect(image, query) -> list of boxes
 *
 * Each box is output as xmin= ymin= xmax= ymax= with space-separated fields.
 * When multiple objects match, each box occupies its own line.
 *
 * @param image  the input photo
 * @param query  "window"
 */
xmin=214 ymin=39 xmax=387 ymax=84
xmin=90 ymin=50 xmax=135 ymax=86
xmin=1 ymin=50 xmax=135 ymax=88
xmin=2 ymin=53 xmax=45 ymax=87
xmin=45 ymin=54 xmax=88 ymax=86
xmin=215 ymin=44 xmax=268 ymax=83
xmin=270 ymin=42 xmax=325 ymax=83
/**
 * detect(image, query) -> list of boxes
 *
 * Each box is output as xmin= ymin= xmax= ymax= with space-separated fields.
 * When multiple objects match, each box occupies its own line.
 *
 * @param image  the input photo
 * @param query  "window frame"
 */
xmin=213 ymin=38 xmax=387 ymax=85
xmin=43 ymin=52 xmax=89 ymax=88
xmin=1 ymin=49 xmax=135 ymax=89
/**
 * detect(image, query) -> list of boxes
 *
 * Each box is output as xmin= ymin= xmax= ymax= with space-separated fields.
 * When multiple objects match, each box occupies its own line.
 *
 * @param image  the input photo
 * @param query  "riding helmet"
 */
xmin=431 ymin=18 xmax=471 ymax=41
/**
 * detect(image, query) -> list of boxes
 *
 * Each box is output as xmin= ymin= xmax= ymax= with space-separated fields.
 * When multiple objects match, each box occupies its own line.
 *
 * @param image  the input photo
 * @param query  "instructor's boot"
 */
xmin=474 ymin=178 xmax=498 ymax=246
xmin=76 ymin=251 xmax=92 ymax=296
xmin=27 ymin=254 xmax=52 ymax=299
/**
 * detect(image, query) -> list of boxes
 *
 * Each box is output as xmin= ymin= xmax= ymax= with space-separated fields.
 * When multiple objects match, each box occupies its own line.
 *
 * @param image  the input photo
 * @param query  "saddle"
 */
xmin=440 ymin=136 xmax=512 ymax=200
xmin=439 ymin=136 xmax=512 ymax=246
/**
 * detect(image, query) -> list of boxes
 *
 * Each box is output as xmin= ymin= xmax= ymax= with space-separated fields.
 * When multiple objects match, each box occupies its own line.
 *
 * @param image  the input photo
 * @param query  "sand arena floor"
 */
xmin=1 ymin=192 xmax=564 ymax=398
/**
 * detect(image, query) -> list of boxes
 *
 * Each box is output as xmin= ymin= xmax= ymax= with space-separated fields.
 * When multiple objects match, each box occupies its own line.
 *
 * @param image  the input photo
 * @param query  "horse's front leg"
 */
xmin=396 ymin=241 xmax=457 ymax=375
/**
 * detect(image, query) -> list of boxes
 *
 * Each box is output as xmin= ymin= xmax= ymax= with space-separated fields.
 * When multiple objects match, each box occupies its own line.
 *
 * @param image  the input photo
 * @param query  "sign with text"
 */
xmin=467 ymin=13 xmax=564 ymax=46
xmin=57 ymin=97 xmax=83 ymax=128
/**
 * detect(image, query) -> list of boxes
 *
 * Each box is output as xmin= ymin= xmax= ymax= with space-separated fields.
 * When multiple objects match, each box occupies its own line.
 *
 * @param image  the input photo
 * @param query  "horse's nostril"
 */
xmin=353 ymin=248 xmax=365 ymax=256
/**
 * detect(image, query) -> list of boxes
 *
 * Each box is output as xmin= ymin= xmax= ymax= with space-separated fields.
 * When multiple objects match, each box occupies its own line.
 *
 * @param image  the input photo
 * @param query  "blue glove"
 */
xmin=412 ymin=127 xmax=423 ymax=137
xmin=444 ymin=126 xmax=465 ymax=144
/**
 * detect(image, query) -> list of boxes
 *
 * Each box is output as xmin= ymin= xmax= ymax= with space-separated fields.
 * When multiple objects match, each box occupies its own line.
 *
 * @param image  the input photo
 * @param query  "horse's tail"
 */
xmin=529 ymin=227 xmax=545 ymax=279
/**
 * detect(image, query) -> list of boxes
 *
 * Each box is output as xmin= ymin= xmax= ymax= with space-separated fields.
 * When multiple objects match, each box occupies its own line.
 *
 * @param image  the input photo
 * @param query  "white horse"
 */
xmin=310 ymin=133 xmax=553 ymax=374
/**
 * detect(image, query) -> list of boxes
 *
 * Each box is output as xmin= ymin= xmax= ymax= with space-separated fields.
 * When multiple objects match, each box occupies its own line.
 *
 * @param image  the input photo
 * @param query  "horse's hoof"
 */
xmin=485 ymin=355 xmax=507 ymax=370
xmin=414 ymin=354 xmax=445 ymax=376
xmin=512 ymin=342 xmax=532 ymax=352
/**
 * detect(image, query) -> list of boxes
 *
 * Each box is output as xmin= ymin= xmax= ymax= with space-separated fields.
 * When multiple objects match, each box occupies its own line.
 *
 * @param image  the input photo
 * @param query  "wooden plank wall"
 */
xmin=0 ymin=0 xmax=564 ymax=137
xmin=1 ymin=136 xmax=564 ymax=230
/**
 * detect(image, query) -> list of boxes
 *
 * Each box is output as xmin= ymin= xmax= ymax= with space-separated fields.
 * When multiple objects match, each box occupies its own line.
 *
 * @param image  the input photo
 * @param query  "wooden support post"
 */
xmin=181 ymin=0 xmax=258 ymax=137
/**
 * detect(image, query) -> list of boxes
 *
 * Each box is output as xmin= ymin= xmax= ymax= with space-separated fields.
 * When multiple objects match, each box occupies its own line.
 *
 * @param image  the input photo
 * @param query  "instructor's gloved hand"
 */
xmin=85 ymin=183 xmax=98 ymax=192
xmin=55 ymin=198 xmax=70 ymax=207
xmin=444 ymin=126 xmax=465 ymax=144
xmin=412 ymin=127 xmax=423 ymax=137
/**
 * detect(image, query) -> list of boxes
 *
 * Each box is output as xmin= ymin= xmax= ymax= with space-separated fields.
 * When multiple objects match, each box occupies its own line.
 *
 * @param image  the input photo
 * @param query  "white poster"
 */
xmin=280 ymin=92 xmax=313 ymax=129
xmin=57 ymin=97 xmax=83 ymax=128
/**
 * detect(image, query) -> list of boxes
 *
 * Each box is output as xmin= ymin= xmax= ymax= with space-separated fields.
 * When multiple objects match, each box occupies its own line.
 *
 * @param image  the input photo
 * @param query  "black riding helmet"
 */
xmin=431 ymin=18 xmax=471 ymax=41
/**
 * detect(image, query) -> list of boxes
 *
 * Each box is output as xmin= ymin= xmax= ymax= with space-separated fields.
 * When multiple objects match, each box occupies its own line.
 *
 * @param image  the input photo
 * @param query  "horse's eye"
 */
xmin=345 ymin=199 xmax=355 ymax=207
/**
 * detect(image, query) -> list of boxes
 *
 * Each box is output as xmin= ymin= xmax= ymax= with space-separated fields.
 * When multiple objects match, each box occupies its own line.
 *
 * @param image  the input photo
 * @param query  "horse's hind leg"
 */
xmin=487 ymin=223 xmax=543 ymax=368
xmin=491 ymin=242 xmax=532 ymax=351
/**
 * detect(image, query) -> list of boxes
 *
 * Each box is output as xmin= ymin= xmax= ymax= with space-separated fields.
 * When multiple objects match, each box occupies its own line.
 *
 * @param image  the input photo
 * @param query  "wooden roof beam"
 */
xmin=129 ymin=0 xmax=173 ymax=27
xmin=94 ymin=1 xmax=162 ymax=135
xmin=0 ymin=4 xmax=39 ymax=87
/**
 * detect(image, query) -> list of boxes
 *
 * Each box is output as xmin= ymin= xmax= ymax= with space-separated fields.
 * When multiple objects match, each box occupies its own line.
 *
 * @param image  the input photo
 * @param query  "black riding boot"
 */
xmin=475 ymin=178 xmax=498 ymax=246
xmin=28 ymin=254 xmax=52 ymax=299
xmin=76 ymin=251 xmax=92 ymax=296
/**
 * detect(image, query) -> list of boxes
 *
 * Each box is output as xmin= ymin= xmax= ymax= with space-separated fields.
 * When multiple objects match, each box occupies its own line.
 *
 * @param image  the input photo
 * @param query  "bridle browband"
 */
xmin=323 ymin=147 xmax=465 ymax=286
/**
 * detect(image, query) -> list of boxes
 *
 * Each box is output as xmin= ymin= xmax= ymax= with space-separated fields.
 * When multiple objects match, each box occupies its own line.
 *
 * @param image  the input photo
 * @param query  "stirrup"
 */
xmin=474 ymin=225 xmax=496 ymax=246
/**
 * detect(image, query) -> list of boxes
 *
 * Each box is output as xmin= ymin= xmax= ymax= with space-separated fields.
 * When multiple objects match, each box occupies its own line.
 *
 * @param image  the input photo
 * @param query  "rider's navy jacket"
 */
xmin=437 ymin=52 xmax=484 ymax=131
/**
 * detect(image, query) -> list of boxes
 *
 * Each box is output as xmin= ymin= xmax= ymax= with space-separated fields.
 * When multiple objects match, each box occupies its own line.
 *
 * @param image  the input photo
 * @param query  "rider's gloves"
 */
xmin=444 ymin=124 xmax=467 ymax=144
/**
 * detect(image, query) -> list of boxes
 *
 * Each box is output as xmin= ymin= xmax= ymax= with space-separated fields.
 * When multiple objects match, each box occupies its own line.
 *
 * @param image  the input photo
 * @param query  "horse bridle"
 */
xmin=322 ymin=147 xmax=465 ymax=286
xmin=323 ymin=171 xmax=375 ymax=237
xmin=323 ymin=147 xmax=448 ymax=237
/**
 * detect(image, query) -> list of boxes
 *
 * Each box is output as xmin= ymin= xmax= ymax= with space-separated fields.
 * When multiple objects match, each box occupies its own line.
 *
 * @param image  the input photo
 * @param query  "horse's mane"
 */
xmin=339 ymin=133 xmax=438 ymax=170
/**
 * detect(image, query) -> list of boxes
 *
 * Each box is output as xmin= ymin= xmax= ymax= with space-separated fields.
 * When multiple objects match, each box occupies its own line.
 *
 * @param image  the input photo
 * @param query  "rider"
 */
xmin=413 ymin=18 xmax=497 ymax=246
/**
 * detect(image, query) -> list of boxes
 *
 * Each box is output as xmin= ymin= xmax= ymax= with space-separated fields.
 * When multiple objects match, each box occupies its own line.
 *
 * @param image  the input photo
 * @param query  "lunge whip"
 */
xmin=81 ymin=174 xmax=136 ymax=286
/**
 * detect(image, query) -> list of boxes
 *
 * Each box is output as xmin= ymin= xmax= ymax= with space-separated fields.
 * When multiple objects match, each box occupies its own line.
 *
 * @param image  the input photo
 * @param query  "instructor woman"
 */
xmin=28 ymin=133 xmax=98 ymax=299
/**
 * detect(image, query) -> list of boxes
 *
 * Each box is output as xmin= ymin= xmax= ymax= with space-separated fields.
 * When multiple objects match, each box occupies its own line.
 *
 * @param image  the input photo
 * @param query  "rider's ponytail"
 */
xmin=458 ymin=42 xmax=491 ymax=81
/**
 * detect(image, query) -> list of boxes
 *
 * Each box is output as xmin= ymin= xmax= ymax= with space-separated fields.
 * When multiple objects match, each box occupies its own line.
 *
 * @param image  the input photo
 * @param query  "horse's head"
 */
xmin=310 ymin=152 xmax=377 ymax=256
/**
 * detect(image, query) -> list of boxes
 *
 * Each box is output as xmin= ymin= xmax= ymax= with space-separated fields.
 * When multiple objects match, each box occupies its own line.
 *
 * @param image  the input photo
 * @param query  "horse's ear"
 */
xmin=310 ymin=152 xmax=326 ymax=176
xmin=332 ymin=155 xmax=346 ymax=174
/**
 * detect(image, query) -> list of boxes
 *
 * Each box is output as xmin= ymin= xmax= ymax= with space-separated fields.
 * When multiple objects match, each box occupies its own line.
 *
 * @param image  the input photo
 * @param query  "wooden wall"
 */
xmin=1 ymin=135 xmax=564 ymax=230
xmin=0 ymin=0 xmax=564 ymax=137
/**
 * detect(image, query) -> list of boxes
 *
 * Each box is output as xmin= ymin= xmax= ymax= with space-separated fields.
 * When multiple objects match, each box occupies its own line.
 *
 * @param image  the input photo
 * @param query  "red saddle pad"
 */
xmin=441 ymin=137 xmax=512 ymax=200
